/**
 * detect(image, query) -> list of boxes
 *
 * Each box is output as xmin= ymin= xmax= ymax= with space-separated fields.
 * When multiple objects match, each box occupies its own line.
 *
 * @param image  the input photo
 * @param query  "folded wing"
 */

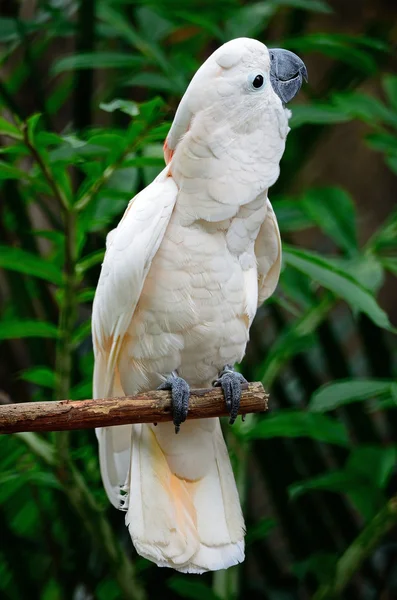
xmin=92 ymin=167 xmax=178 ymax=507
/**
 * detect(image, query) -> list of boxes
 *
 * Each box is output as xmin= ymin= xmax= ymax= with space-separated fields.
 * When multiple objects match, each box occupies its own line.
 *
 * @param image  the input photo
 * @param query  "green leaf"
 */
xmin=381 ymin=257 xmax=397 ymax=276
xmin=284 ymin=33 xmax=377 ymax=74
xmin=14 ymin=432 xmax=55 ymax=465
xmin=0 ymin=246 xmax=63 ymax=284
xmin=333 ymin=92 xmax=397 ymax=128
xmin=309 ymin=379 xmax=396 ymax=412
xmin=123 ymin=71 xmax=178 ymax=93
xmin=245 ymin=411 xmax=349 ymax=446
xmin=367 ymin=207 xmax=397 ymax=253
xmin=77 ymin=288 xmax=96 ymax=303
xmin=0 ymin=161 xmax=29 ymax=181
xmin=257 ymin=295 xmax=333 ymax=386
xmin=0 ymin=320 xmax=59 ymax=340
xmin=168 ymin=577 xmax=221 ymax=600
xmin=225 ymin=3 xmax=276 ymax=39
xmin=76 ymin=250 xmax=105 ymax=275
xmin=246 ymin=518 xmax=276 ymax=544
xmin=289 ymin=471 xmax=354 ymax=500
xmin=300 ymin=188 xmax=358 ymax=255
xmin=289 ymin=446 xmax=395 ymax=520
xmin=289 ymin=104 xmax=350 ymax=128
xmin=99 ymin=98 xmax=139 ymax=117
xmin=51 ymin=52 xmax=146 ymax=74
xmin=26 ymin=113 xmax=42 ymax=141
xmin=19 ymin=367 xmax=56 ymax=389
xmin=272 ymin=198 xmax=312 ymax=232
xmin=70 ymin=380 xmax=92 ymax=400
xmin=293 ymin=553 xmax=337 ymax=585
xmin=0 ymin=471 xmax=61 ymax=503
xmin=383 ymin=74 xmax=397 ymax=112
xmin=347 ymin=446 xmax=397 ymax=489
xmin=279 ymin=266 xmax=316 ymax=309
xmin=366 ymin=132 xmax=397 ymax=155
xmin=325 ymin=254 xmax=384 ymax=293
xmin=0 ymin=116 xmax=22 ymax=139
xmin=275 ymin=0 xmax=332 ymax=12
xmin=79 ymin=166 xmax=138 ymax=233
xmin=72 ymin=319 xmax=91 ymax=346
xmin=0 ymin=17 xmax=18 ymax=41
xmin=283 ymin=246 xmax=394 ymax=331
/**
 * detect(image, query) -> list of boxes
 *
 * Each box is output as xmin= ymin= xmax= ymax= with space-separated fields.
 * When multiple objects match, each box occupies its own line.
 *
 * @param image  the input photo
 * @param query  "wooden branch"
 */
xmin=0 ymin=382 xmax=268 ymax=434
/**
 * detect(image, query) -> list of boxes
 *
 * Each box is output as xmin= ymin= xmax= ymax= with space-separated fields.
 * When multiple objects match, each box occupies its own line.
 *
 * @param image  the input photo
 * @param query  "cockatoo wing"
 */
xmin=92 ymin=167 xmax=178 ymax=506
xmin=255 ymin=198 xmax=282 ymax=305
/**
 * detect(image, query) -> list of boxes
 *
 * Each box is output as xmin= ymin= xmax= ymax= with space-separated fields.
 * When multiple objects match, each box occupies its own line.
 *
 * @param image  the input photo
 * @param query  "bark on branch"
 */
xmin=0 ymin=382 xmax=268 ymax=434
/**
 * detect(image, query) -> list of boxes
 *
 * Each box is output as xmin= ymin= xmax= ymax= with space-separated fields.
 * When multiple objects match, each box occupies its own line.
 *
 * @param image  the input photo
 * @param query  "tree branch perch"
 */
xmin=0 ymin=382 xmax=268 ymax=434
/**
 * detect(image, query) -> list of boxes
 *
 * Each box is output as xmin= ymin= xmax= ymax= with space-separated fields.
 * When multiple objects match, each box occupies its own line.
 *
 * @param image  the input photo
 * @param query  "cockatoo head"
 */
xmin=164 ymin=37 xmax=307 ymax=162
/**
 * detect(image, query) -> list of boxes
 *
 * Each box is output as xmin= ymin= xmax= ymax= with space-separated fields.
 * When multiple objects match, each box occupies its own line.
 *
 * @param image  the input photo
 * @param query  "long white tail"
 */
xmin=98 ymin=418 xmax=245 ymax=573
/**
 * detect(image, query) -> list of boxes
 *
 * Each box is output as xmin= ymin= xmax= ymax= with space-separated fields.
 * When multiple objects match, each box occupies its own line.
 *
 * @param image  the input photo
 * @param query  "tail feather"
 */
xmin=124 ymin=419 xmax=245 ymax=573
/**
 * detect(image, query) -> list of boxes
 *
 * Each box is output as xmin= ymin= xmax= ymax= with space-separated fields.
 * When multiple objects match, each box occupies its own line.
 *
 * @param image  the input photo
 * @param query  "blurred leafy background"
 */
xmin=0 ymin=0 xmax=396 ymax=599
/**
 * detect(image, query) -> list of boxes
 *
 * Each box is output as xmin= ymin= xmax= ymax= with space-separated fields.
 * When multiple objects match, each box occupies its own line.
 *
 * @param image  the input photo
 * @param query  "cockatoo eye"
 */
xmin=248 ymin=72 xmax=266 ymax=91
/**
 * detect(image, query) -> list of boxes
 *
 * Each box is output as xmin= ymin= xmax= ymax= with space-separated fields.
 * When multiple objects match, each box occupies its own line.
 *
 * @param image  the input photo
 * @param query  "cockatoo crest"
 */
xmin=164 ymin=37 xmax=306 ymax=164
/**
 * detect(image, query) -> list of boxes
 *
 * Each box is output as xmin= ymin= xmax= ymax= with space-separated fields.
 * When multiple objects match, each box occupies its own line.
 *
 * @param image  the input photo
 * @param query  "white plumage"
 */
xmin=92 ymin=37 xmax=290 ymax=573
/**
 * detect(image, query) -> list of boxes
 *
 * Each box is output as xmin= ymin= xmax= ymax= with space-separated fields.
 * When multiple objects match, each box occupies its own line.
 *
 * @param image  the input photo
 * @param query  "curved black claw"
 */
xmin=213 ymin=365 xmax=247 ymax=425
xmin=158 ymin=373 xmax=190 ymax=433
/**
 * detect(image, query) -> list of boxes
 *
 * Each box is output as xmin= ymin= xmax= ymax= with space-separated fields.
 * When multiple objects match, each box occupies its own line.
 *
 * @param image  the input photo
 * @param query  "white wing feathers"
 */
xmin=92 ymin=168 xmax=177 ymax=508
xmin=92 ymin=167 xmax=178 ymax=400
xmin=255 ymin=198 xmax=282 ymax=305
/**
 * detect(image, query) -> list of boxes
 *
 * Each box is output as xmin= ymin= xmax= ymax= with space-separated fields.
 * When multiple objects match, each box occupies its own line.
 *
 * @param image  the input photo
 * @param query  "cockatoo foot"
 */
xmin=213 ymin=365 xmax=247 ymax=425
xmin=158 ymin=373 xmax=190 ymax=433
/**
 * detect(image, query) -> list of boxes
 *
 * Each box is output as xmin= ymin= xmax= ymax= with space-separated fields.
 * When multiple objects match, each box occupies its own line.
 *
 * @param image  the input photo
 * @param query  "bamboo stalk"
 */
xmin=0 ymin=383 xmax=268 ymax=434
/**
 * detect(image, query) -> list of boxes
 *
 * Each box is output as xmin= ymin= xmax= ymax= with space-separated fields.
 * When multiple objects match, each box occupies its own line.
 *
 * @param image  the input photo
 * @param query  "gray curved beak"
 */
xmin=269 ymin=48 xmax=308 ymax=104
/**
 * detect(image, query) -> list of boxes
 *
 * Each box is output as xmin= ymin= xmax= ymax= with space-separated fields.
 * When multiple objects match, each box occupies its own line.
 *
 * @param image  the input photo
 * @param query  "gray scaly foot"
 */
xmin=158 ymin=372 xmax=190 ymax=433
xmin=213 ymin=365 xmax=247 ymax=425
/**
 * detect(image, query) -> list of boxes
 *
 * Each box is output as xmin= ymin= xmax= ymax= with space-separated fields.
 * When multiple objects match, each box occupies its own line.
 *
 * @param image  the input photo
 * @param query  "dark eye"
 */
xmin=248 ymin=72 xmax=266 ymax=91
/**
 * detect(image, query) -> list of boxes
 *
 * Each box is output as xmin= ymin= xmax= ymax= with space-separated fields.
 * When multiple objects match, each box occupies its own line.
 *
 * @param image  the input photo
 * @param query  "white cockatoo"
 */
xmin=92 ymin=37 xmax=307 ymax=574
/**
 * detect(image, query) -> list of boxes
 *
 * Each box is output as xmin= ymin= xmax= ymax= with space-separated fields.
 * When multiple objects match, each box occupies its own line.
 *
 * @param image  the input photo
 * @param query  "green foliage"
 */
xmin=0 ymin=1 xmax=396 ymax=600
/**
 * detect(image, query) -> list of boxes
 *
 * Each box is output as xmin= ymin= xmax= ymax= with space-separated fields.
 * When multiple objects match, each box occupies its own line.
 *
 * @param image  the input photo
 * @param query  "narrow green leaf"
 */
xmin=0 ymin=161 xmax=29 ymax=181
xmin=77 ymin=288 xmax=96 ymax=303
xmin=123 ymin=72 xmax=177 ymax=93
xmin=51 ymin=52 xmax=146 ymax=74
xmin=0 ymin=320 xmax=59 ymax=340
xmin=246 ymin=518 xmax=276 ymax=544
xmin=300 ymin=188 xmax=358 ymax=255
xmin=272 ymin=198 xmax=312 ymax=232
xmin=0 ymin=246 xmax=63 ymax=284
xmin=283 ymin=246 xmax=394 ymax=331
xmin=72 ymin=319 xmax=92 ymax=346
xmin=326 ymin=254 xmax=384 ymax=293
xmin=256 ymin=295 xmax=334 ymax=386
xmin=289 ymin=470 xmax=354 ymax=500
xmin=168 ymin=577 xmax=221 ymax=600
xmin=19 ymin=367 xmax=56 ymax=389
xmin=284 ymin=34 xmax=377 ymax=73
xmin=245 ymin=411 xmax=349 ymax=446
xmin=0 ymin=116 xmax=22 ymax=139
xmin=14 ymin=432 xmax=55 ymax=465
xmin=347 ymin=446 xmax=397 ymax=489
xmin=76 ymin=250 xmax=105 ymax=275
xmin=333 ymin=92 xmax=397 ymax=128
xmin=383 ymin=74 xmax=397 ymax=112
xmin=309 ymin=379 xmax=395 ymax=412
xmin=289 ymin=104 xmax=350 ymax=128
xmin=26 ymin=113 xmax=42 ymax=141
xmin=381 ymin=257 xmax=397 ymax=276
